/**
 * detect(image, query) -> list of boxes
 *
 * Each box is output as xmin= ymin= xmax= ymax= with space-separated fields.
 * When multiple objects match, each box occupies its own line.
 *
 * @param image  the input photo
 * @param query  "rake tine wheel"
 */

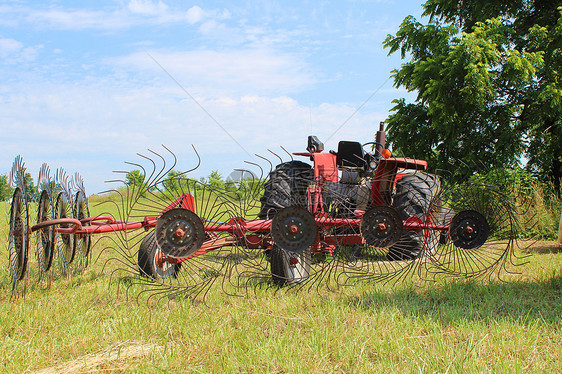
xmin=54 ymin=168 xmax=76 ymax=273
xmin=72 ymin=173 xmax=91 ymax=265
xmin=246 ymin=152 xmax=317 ymax=290
xmin=7 ymin=156 xmax=29 ymax=295
xmin=319 ymin=168 xmax=437 ymax=287
xmin=428 ymin=182 xmax=519 ymax=279
xmin=235 ymin=149 xmax=377 ymax=292
xmin=36 ymin=163 xmax=56 ymax=282
xmin=103 ymin=146 xmax=245 ymax=303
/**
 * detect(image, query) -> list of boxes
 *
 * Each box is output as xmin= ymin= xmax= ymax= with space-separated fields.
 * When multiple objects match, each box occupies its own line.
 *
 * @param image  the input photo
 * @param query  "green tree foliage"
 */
xmin=163 ymin=170 xmax=188 ymax=192
xmin=0 ymin=175 xmax=11 ymax=201
xmin=208 ymin=170 xmax=224 ymax=189
xmin=0 ymin=173 xmax=34 ymax=201
xmin=24 ymin=173 xmax=37 ymax=202
xmin=125 ymin=170 xmax=146 ymax=189
xmin=384 ymin=0 xmax=562 ymax=191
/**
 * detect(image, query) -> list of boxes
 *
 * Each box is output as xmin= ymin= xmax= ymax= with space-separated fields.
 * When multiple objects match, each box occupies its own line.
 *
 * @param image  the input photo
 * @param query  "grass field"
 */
xmin=1 ymin=199 xmax=561 ymax=373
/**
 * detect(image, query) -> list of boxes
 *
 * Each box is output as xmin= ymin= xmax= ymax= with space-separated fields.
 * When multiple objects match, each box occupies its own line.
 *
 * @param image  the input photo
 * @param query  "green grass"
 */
xmin=1 ymin=200 xmax=562 ymax=373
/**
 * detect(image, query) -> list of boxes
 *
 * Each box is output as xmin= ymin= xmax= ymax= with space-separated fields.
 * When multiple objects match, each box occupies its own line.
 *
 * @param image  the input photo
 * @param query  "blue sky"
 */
xmin=1 ymin=0 xmax=425 ymax=194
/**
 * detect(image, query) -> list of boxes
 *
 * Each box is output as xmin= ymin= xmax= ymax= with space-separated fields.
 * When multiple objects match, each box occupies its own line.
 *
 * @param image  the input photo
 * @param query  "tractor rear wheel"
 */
xmin=387 ymin=172 xmax=441 ymax=260
xmin=138 ymin=231 xmax=181 ymax=279
xmin=258 ymin=161 xmax=313 ymax=219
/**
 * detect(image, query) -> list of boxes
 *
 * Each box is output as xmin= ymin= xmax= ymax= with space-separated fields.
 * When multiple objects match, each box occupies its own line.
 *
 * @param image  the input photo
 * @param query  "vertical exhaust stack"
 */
xmin=375 ymin=122 xmax=386 ymax=156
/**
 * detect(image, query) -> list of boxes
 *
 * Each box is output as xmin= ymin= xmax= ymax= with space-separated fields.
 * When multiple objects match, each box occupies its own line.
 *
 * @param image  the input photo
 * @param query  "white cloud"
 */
xmin=186 ymin=6 xmax=205 ymax=24
xmin=0 ymin=2 xmax=232 ymax=31
xmin=0 ymin=37 xmax=21 ymax=51
xmin=25 ymin=7 xmax=132 ymax=30
xmin=112 ymin=48 xmax=315 ymax=97
xmin=0 ymin=37 xmax=41 ymax=63
xmin=127 ymin=0 xmax=169 ymax=16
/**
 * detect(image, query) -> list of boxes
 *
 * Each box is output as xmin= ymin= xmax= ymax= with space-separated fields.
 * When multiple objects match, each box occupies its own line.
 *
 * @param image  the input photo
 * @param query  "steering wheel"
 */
xmin=362 ymin=141 xmax=385 ymax=156
xmin=361 ymin=142 xmax=386 ymax=170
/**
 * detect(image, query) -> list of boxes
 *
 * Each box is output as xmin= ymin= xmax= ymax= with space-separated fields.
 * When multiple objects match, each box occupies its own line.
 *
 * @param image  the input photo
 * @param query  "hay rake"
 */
xmin=5 ymin=125 xmax=530 ymax=300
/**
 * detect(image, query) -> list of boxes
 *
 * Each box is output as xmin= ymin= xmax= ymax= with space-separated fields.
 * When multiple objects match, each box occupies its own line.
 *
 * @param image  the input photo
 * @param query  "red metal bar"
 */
xmin=31 ymin=218 xmax=82 ymax=234
xmin=73 ymin=219 xmax=158 ymax=234
xmin=170 ymin=237 xmax=239 ymax=264
xmin=86 ymin=215 xmax=117 ymax=225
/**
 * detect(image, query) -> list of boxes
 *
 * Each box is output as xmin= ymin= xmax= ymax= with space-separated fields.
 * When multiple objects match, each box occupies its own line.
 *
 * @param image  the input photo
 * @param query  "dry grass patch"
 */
xmin=29 ymin=341 xmax=163 ymax=374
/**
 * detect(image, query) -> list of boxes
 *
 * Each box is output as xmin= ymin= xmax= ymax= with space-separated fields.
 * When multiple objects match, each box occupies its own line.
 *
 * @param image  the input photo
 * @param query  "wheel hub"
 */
xmin=449 ymin=210 xmax=489 ymax=250
xmin=155 ymin=208 xmax=205 ymax=258
xmin=271 ymin=206 xmax=317 ymax=252
xmin=360 ymin=206 xmax=403 ymax=248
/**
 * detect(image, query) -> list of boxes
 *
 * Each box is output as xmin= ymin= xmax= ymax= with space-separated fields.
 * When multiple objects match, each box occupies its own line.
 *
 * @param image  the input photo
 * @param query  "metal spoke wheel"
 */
xmin=8 ymin=187 xmax=29 ymax=282
xmin=360 ymin=206 xmax=403 ymax=248
xmin=432 ymin=184 xmax=516 ymax=278
xmin=36 ymin=190 xmax=55 ymax=273
xmin=55 ymin=191 xmax=75 ymax=265
xmin=74 ymin=190 xmax=91 ymax=260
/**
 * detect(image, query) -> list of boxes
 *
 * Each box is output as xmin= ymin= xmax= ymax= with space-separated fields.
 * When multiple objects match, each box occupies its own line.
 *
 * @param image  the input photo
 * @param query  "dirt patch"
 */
xmin=30 ymin=341 xmax=163 ymax=374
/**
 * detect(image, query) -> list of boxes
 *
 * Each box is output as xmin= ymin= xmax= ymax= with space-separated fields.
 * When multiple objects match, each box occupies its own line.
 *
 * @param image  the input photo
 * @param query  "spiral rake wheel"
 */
xmin=232 ymin=152 xmax=330 ymax=290
xmin=155 ymin=208 xmax=205 ymax=258
xmin=73 ymin=174 xmax=91 ymax=262
xmin=36 ymin=163 xmax=55 ymax=278
xmin=54 ymin=169 xmax=76 ymax=269
xmin=331 ymin=168 xmax=443 ymax=285
xmin=9 ymin=187 xmax=29 ymax=284
xmin=429 ymin=183 xmax=518 ymax=278
xmin=271 ymin=206 xmax=317 ymax=253
xmin=55 ymin=191 xmax=75 ymax=266
xmin=449 ymin=210 xmax=489 ymax=250
xmin=7 ymin=156 xmax=29 ymax=295
xmin=101 ymin=146 xmax=247 ymax=302
xmin=36 ymin=189 xmax=55 ymax=273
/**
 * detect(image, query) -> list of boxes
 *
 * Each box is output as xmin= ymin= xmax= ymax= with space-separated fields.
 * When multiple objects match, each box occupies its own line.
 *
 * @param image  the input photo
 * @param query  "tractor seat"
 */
xmin=336 ymin=141 xmax=367 ymax=170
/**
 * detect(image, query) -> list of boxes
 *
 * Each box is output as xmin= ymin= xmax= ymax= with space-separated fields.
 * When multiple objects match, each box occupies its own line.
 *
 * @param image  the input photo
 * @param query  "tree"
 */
xmin=125 ymin=170 xmax=146 ymax=189
xmin=0 ymin=172 xmax=36 ymax=202
xmin=0 ymin=175 xmax=11 ymax=201
xmin=384 ymin=1 xmax=562 ymax=191
xmin=23 ymin=172 xmax=37 ymax=202
xmin=163 ymin=170 xmax=186 ymax=192
xmin=208 ymin=170 xmax=225 ymax=189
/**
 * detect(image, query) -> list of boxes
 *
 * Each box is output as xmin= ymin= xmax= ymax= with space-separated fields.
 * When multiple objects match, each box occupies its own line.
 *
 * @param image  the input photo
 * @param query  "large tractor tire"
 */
xmin=138 ymin=231 xmax=181 ymax=279
xmin=387 ymin=172 xmax=441 ymax=260
xmin=259 ymin=161 xmax=314 ymax=284
xmin=258 ymin=161 xmax=314 ymax=219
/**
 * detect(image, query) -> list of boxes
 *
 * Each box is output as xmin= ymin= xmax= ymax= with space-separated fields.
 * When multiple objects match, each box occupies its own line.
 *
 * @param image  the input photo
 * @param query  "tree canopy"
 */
xmin=0 ymin=175 xmax=11 ymax=201
xmin=385 ymin=0 xmax=562 ymax=191
xmin=125 ymin=170 xmax=146 ymax=188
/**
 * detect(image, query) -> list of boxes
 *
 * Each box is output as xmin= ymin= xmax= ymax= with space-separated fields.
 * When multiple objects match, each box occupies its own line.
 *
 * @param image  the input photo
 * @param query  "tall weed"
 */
xmin=469 ymin=168 xmax=561 ymax=239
